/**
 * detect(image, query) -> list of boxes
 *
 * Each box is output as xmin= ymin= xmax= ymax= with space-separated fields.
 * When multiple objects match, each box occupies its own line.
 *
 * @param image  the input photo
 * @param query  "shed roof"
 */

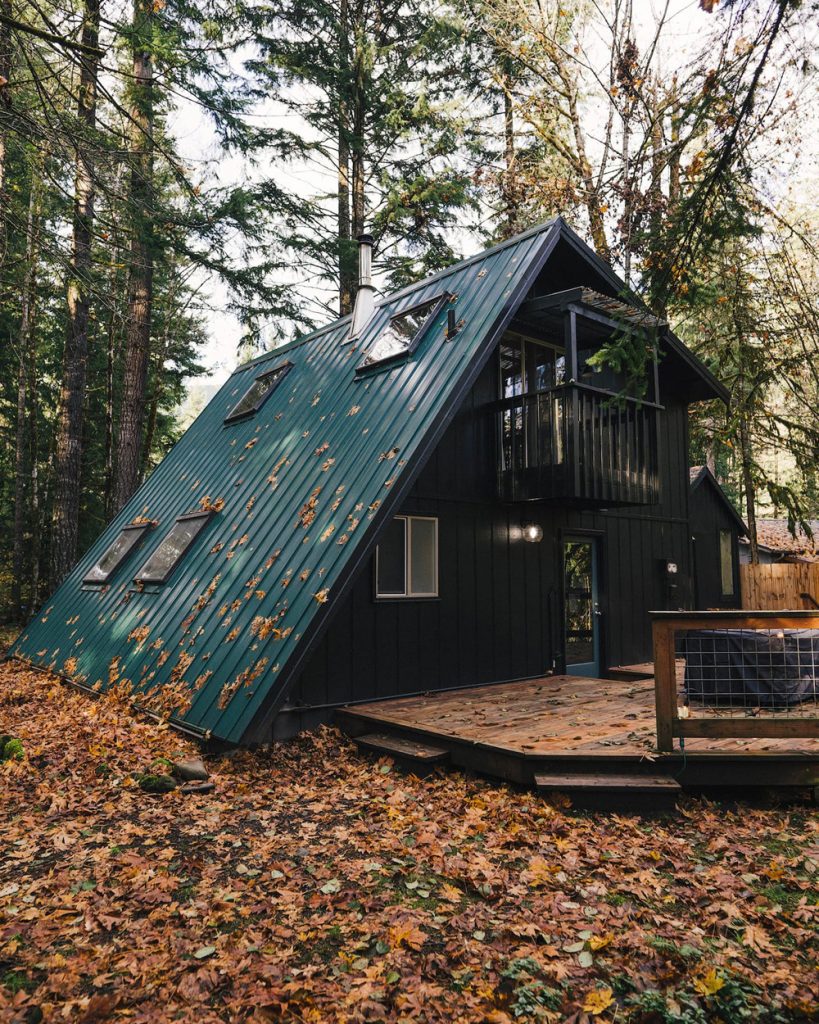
xmin=689 ymin=465 xmax=748 ymax=535
xmin=12 ymin=219 xmax=727 ymax=745
xmin=752 ymin=518 xmax=819 ymax=560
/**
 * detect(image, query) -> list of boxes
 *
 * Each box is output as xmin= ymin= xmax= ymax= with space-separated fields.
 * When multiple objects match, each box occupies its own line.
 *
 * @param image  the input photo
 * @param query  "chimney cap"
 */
xmin=357 ymin=233 xmax=374 ymax=245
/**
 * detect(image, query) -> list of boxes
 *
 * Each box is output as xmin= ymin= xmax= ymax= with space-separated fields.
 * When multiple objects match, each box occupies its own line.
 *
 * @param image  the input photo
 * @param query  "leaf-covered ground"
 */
xmin=0 ymin=658 xmax=817 ymax=1024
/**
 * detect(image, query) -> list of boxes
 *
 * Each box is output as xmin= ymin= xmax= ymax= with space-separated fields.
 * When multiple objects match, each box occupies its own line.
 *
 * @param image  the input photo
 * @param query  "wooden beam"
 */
xmin=675 ymin=719 xmax=819 ymax=740
xmin=652 ymin=622 xmax=677 ymax=753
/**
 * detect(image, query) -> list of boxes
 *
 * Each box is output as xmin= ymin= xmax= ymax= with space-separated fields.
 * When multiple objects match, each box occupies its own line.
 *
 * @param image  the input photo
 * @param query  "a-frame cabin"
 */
xmin=12 ymin=219 xmax=727 ymax=746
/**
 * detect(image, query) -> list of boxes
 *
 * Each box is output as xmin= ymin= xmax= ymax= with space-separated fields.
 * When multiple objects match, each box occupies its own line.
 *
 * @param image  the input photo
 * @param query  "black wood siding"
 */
xmin=279 ymin=359 xmax=694 ymax=738
xmin=690 ymin=481 xmax=742 ymax=609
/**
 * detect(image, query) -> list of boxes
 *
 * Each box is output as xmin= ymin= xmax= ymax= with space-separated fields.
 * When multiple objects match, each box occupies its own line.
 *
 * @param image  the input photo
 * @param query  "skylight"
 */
xmin=135 ymin=512 xmax=212 ymax=584
xmin=225 ymin=362 xmax=292 ymax=423
xmin=83 ymin=523 xmax=152 ymax=584
xmin=359 ymin=295 xmax=447 ymax=371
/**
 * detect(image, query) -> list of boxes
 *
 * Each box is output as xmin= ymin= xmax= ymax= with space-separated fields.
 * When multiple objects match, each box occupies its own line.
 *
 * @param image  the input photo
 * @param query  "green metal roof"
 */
xmin=11 ymin=219 xmax=561 ymax=744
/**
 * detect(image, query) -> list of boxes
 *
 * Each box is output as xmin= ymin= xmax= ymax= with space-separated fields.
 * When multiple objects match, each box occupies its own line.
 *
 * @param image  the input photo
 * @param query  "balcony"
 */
xmin=495 ymin=383 xmax=660 ymax=505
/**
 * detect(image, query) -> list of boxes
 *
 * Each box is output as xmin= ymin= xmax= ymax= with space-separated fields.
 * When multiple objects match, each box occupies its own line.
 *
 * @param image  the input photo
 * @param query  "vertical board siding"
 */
xmin=740 ymin=563 xmax=819 ymax=610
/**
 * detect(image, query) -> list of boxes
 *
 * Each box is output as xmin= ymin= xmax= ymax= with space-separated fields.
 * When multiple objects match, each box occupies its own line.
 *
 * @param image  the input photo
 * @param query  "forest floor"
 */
xmin=0 ymin=655 xmax=817 ymax=1024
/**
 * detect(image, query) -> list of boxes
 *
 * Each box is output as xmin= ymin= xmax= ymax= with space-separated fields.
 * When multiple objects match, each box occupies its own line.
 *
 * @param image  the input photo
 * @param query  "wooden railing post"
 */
xmin=652 ymin=620 xmax=676 ymax=752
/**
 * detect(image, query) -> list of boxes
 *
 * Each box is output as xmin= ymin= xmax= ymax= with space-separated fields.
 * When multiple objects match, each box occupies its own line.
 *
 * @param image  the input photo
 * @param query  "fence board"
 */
xmin=740 ymin=563 xmax=819 ymax=610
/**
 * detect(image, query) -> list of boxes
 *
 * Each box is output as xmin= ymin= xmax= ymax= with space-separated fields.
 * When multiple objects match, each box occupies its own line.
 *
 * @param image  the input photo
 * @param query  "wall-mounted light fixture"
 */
xmin=522 ymin=522 xmax=543 ymax=543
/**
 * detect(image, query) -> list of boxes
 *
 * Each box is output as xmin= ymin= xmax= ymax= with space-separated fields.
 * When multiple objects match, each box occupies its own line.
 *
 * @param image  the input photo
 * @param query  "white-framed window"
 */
xmin=375 ymin=515 xmax=438 ymax=598
xmin=719 ymin=529 xmax=735 ymax=597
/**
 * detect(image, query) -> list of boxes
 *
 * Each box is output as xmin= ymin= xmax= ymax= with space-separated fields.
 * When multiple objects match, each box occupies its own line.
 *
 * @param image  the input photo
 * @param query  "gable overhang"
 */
xmin=554 ymin=222 xmax=729 ymax=406
xmin=238 ymin=222 xmax=564 ymax=744
xmin=690 ymin=466 xmax=748 ymax=535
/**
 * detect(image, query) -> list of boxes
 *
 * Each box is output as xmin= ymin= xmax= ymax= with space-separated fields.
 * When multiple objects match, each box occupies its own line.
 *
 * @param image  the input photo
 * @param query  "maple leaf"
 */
xmin=581 ymin=987 xmax=614 ymax=1014
xmin=388 ymin=920 xmax=427 ymax=951
xmin=742 ymin=923 xmax=774 ymax=954
xmin=692 ymin=968 xmax=725 ymax=996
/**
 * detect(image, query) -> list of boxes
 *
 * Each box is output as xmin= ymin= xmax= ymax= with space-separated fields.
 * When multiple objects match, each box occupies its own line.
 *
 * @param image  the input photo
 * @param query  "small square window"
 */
xmin=225 ymin=362 xmax=292 ymax=423
xmin=84 ymin=523 xmax=152 ymax=584
xmin=136 ymin=512 xmax=213 ymax=584
xmin=375 ymin=515 xmax=438 ymax=598
xmin=359 ymin=295 xmax=447 ymax=371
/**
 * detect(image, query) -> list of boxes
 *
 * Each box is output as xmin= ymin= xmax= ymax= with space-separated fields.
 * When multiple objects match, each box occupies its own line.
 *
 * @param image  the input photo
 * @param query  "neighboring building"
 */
xmin=688 ymin=466 xmax=747 ymax=608
xmin=11 ymin=219 xmax=727 ymax=745
xmin=738 ymin=519 xmax=819 ymax=564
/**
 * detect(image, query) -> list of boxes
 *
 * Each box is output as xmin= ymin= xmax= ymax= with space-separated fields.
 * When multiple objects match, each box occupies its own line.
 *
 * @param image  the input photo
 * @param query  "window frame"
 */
xmin=224 ymin=361 xmax=293 ymax=424
xmin=719 ymin=528 xmax=735 ymax=597
xmin=375 ymin=514 xmax=439 ymax=599
xmin=357 ymin=294 xmax=449 ymax=374
xmin=83 ymin=522 xmax=153 ymax=585
xmin=134 ymin=511 xmax=214 ymax=585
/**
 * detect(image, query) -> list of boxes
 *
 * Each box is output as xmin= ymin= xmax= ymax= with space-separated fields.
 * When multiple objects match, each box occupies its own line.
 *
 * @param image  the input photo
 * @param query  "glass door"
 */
xmin=563 ymin=537 xmax=601 ymax=677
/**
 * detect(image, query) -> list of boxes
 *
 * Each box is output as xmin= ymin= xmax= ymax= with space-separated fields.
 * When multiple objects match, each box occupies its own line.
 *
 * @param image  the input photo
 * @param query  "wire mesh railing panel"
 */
xmin=652 ymin=612 xmax=819 ymax=750
xmin=677 ymin=628 xmax=819 ymax=718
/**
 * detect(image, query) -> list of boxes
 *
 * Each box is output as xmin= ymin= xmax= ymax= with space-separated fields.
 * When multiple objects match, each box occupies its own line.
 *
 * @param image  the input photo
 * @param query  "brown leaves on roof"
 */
xmin=297 ymin=486 xmax=322 ymax=530
xmin=199 ymin=496 xmax=225 ymax=513
xmin=267 ymin=455 xmax=289 ymax=490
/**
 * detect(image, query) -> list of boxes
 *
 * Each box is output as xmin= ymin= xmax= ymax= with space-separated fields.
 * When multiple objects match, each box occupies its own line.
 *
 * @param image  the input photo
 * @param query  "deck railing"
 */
xmin=496 ymin=383 xmax=660 ymax=505
xmin=651 ymin=610 xmax=819 ymax=752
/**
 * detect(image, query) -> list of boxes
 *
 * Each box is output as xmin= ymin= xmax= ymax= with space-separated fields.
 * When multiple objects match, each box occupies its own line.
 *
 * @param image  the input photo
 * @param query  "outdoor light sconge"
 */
xmin=522 ymin=522 xmax=543 ymax=543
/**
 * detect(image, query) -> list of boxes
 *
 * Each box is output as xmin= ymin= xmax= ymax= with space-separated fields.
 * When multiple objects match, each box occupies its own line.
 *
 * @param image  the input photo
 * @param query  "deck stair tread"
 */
xmin=534 ymin=772 xmax=681 ymax=793
xmin=355 ymin=732 xmax=450 ymax=763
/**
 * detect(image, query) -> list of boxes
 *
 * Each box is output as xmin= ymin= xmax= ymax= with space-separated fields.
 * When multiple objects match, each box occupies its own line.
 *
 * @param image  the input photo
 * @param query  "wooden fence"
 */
xmin=740 ymin=562 xmax=819 ymax=610
xmin=652 ymin=610 xmax=819 ymax=753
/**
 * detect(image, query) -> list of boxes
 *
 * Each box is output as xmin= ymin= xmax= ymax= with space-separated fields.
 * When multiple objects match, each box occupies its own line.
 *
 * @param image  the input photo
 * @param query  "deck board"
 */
xmin=343 ymin=675 xmax=819 ymax=759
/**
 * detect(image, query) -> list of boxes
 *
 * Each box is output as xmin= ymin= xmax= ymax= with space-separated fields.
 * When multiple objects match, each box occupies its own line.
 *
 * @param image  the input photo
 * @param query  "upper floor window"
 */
xmin=375 ymin=515 xmax=438 ymax=598
xmin=359 ymin=295 xmax=447 ymax=371
xmin=84 ymin=523 xmax=152 ymax=584
xmin=499 ymin=334 xmax=565 ymax=398
xmin=225 ymin=362 xmax=292 ymax=423
xmin=135 ymin=512 xmax=212 ymax=584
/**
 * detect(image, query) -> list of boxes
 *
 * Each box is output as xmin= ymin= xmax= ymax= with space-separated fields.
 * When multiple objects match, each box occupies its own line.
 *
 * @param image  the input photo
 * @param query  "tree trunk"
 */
xmin=104 ymin=282 xmax=117 ymax=517
xmin=140 ymin=330 xmax=170 ymax=478
xmin=739 ymin=416 xmax=759 ymax=564
xmin=112 ymin=0 xmax=154 ymax=513
xmin=0 ymin=0 xmax=11 ymax=253
xmin=350 ymin=28 xmax=366 ymax=242
xmin=28 ymin=333 xmax=41 ymax=614
xmin=12 ymin=174 xmax=42 ymax=619
xmin=501 ymin=55 xmax=518 ymax=239
xmin=50 ymin=0 xmax=100 ymax=587
xmin=565 ymin=81 xmax=609 ymax=262
xmin=337 ymin=0 xmax=353 ymax=316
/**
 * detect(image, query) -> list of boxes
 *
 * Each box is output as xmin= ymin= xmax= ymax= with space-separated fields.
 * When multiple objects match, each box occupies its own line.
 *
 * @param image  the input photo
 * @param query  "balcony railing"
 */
xmin=495 ymin=383 xmax=660 ymax=505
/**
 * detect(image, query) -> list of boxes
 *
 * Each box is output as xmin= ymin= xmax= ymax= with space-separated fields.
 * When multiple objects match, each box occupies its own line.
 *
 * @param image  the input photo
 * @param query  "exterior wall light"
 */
xmin=522 ymin=522 xmax=543 ymax=543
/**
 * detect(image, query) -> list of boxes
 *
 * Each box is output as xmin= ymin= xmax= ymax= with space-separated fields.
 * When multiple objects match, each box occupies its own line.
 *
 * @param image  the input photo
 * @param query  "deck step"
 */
xmin=535 ymin=772 xmax=681 ymax=810
xmin=355 ymin=732 xmax=450 ymax=765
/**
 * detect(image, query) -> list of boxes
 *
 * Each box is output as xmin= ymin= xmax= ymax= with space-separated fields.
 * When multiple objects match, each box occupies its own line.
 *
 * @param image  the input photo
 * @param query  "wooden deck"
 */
xmin=337 ymin=675 xmax=819 ymax=791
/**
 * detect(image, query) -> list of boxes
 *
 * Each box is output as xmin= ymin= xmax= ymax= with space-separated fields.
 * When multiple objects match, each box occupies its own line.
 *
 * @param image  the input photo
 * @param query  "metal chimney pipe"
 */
xmin=349 ymin=233 xmax=376 ymax=339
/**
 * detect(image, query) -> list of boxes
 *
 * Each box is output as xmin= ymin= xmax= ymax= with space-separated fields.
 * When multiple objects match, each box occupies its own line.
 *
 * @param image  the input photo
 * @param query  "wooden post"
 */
xmin=652 ymin=620 xmax=676 ymax=752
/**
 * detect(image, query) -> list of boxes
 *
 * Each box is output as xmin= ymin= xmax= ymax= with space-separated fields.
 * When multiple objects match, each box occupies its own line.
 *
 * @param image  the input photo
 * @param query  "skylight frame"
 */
xmin=134 ymin=511 xmax=214 ymax=585
xmin=357 ymin=293 xmax=449 ymax=374
xmin=83 ymin=522 xmax=153 ymax=585
xmin=224 ymin=361 xmax=293 ymax=424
